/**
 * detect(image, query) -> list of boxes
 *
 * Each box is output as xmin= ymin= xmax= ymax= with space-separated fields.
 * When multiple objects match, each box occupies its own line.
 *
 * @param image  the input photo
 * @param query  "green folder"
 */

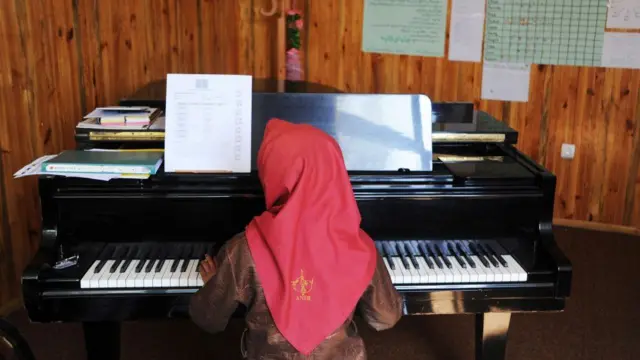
xmin=41 ymin=150 xmax=163 ymax=175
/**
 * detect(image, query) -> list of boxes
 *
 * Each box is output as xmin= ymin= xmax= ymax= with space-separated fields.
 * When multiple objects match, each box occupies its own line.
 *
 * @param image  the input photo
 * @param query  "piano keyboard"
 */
xmin=79 ymin=240 xmax=527 ymax=290
xmin=376 ymin=240 xmax=528 ymax=285
xmin=80 ymin=243 xmax=212 ymax=289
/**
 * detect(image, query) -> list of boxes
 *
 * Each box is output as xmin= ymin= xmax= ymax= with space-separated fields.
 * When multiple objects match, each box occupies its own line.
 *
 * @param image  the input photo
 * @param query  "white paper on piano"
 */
xmin=164 ymin=74 xmax=253 ymax=173
xmin=481 ymin=62 xmax=531 ymax=102
xmin=448 ymin=0 xmax=486 ymax=62
xmin=601 ymin=32 xmax=640 ymax=69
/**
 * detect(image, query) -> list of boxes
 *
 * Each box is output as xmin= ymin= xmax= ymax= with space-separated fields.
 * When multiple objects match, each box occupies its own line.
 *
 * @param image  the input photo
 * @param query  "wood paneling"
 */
xmin=0 ymin=0 xmax=639 ymax=311
xmin=306 ymin=0 xmax=640 ymax=228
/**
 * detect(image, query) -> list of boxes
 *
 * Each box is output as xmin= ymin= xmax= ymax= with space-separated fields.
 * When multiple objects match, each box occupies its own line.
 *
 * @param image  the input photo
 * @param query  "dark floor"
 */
xmin=5 ymin=226 xmax=640 ymax=360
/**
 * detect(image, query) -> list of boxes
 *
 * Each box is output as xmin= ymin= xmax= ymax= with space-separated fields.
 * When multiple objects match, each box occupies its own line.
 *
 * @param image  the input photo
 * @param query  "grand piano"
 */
xmin=22 ymin=80 xmax=572 ymax=360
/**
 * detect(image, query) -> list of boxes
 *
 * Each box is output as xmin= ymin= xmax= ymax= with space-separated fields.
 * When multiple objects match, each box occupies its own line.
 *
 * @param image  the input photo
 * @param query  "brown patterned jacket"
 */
xmin=189 ymin=233 xmax=403 ymax=360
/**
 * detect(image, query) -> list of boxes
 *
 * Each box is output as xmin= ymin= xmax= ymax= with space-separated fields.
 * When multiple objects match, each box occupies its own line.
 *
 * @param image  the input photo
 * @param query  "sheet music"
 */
xmin=164 ymin=74 xmax=252 ymax=173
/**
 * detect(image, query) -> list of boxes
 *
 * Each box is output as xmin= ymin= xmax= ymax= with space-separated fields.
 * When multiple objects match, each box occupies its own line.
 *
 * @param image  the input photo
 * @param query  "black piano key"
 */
xmin=404 ymin=242 xmax=420 ymax=269
xmin=469 ymin=243 xmax=490 ymax=268
xmin=395 ymin=243 xmax=410 ymax=270
xmin=170 ymin=245 xmax=182 ymax=273
xmin=109 ymin=247 xmax=127 ymax=273
xmin=135 ymin=247 xmax=149 ymax=273
xmin=434 ymin=244 xmax=452 ymax=268
xmin=423 ymin=242 xmax=442 ymax=269
xmin=484 ymin=243 xmax=508 ymax=267
xmin=196 ymin=244 xmax=208 ymax=272
xmin=477 ymin=243 xmax=499 ymax=267
xmin=180 ymin=244 xmax=192 ymax=272
xmin=155 ymin=247 xmax=167 ymax=272
xmin=120 ymin=246 xmax=137 ymax=273
xmin=456 ymin=243 xmax=476 ymax=268
xmin=94 ymin=246 xmax=115 ymax=273
xmin=144 ymin=247 xmax=158 ymax=273
xmin=447 ymin=243 xmax=467 ymax=268
xmin=417 ymin=242 xmax=434 ymax=269
xmin=382 ymin=242 xmax=396 ymax=270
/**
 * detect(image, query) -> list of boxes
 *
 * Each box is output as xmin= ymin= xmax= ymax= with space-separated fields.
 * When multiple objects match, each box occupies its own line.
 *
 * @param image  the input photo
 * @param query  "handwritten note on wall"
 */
xmin=606 ymin=0 xmax=640 ymax=29
xmin=362 ymin=0 xmax=448 ymax=57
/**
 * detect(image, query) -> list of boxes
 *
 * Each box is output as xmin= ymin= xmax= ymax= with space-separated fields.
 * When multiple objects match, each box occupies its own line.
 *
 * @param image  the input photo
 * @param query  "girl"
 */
xmin=190 ymin=118 xmax=403 ymax=359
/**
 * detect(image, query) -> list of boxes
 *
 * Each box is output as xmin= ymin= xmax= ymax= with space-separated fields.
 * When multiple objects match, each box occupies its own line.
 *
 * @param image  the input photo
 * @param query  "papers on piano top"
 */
xmin=164 ymin=74 xmax=253 ymax=173
xmin=14 ymin=150 xmax=163 ymax=181
xmin=83 ymin=106 xmax=161 ymax=127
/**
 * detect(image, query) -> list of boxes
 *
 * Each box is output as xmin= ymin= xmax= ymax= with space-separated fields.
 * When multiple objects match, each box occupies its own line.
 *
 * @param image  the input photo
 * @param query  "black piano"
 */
xmin=22 ymin=81 xmax=572 ymax=360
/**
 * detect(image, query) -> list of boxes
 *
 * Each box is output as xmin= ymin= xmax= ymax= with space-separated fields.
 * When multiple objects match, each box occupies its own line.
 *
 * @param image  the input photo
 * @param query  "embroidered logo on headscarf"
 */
xmin=291 ymin=269 xmax=314 ymax=301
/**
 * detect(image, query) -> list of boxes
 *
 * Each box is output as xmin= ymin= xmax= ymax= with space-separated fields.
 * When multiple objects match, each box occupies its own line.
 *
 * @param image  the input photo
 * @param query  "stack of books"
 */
xmin=78 ymin=106 xmax=162 ymax=129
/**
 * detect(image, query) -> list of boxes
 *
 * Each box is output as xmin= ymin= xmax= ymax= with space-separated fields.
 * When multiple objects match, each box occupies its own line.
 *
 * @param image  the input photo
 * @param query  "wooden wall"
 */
xmin=0 ymin=0 xmax=639 ymax=310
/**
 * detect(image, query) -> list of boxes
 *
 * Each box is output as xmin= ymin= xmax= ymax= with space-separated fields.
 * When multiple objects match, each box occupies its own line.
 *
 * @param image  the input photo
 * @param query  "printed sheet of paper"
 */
xmin=481 ymin=62 xmax=531 ymax=102
xmin=601 ymin=32 xmax=640 ymax=68
xmin=484 ymin=0 xmax=608 ymax=66
xmin=449 ymin=0 xmax=486 ymax=62
xmin=164 ymin=74 xmax=252 ymax=173
xmin=606 ymin=0 xmax=640 ymax=29
xmin=362 ymin=0 xmax=447 ymax=57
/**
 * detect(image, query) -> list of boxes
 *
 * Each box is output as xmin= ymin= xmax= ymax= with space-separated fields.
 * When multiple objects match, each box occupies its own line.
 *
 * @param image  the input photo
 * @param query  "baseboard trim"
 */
xmin=553 ymin=218 xmax=640 ymax=236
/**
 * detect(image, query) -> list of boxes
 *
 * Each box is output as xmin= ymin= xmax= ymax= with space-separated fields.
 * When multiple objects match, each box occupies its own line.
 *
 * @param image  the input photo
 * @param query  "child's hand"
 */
xmin=199 ymin=255 xmax=217 ymax=284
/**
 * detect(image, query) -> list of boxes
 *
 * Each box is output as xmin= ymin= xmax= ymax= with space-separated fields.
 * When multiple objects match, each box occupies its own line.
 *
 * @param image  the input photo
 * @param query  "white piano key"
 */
xmin=80 ymin=261 xmax=100 ymax=288
xmin=195 ymin=272 xmax=204 ymax=287
xmin=416 ymin=257 xmax=430 ymax=283
xmin=170 ymin=261 xmax=184 ymax=287
xmin=120 ymin=261 xmax=138 ymax=288
xmin=160 ymin=262 xmax=174 ymax=287
xmin=496 ymin=261 xmax=513 ymax=282
xmin=97 ymin=260 xmax=115 ymax=288
xmin=188 ymin=261 xmax=201 ymax=287
xmin=446 ymin=257 xmax=464 ymax=283
xmin=382 ymin=258 xmax=396 ymax=283
xmin=433 ymin=263 xmax=447 ymax=283
xmin=470 ymin=256 xmax=488 ymax=282
xmin=152 ymin=262 xmax=170 ymax=287
xmin=392 ymin=258 xmax=407 ymax=284
xmin=503 ymin=255 xmax=527 ymax=282
xmin=143 ymin=263 xmax=156 ymax=288
xmin=493 ymin=263 xmax=504 ymax=282
xmin=131 ymin=261 xmax=147 ymax=287
xmin=179 ymin=260 xmax=196 ymax=287
xmin=125 ymin=260 xmax=144 ymax=288
xmin=403 ymin=258 xmax=419 ymax=284
xmin=109 ymin=262 xmax=130 ymax=288
xmin=467 ymin=262 xmax=480 ymax=282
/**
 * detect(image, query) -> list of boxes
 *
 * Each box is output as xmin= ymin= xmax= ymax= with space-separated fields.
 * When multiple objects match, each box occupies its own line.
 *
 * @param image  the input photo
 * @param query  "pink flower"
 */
xmin=295 ymin=19 xmax=303 ymax=29
xmin=287 ymin=48 xmax=299 ymax=55
xmin=287 ymin=9 xmax=301 ymax=16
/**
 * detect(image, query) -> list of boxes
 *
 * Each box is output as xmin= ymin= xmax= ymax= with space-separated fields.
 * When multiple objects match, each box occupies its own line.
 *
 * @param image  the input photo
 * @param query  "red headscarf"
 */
xmin=245 ymin=118 xmax=377 ymax=354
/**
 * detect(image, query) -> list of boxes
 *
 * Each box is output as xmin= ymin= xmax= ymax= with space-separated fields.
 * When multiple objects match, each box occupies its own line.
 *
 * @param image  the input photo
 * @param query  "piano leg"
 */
xmin=83 ymin=322 xmax=120 ymax=360
xmin=474 ymin=312 xmax=511 ymax=360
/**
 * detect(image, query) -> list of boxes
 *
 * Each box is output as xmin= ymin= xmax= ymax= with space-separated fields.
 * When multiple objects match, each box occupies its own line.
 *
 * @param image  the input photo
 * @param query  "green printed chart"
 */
xmin=483 ymin=0 xmax=608 ymax=66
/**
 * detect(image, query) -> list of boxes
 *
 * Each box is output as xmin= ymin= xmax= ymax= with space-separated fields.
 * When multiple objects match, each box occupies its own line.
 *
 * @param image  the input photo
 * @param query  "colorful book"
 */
xmin=41 ymin=150 xmax=163 ymax=175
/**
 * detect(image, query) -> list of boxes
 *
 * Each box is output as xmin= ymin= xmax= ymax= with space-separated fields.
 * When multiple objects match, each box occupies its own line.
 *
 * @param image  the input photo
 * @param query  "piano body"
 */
xmin=22 ymin=82 xmax=572 ymax=360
